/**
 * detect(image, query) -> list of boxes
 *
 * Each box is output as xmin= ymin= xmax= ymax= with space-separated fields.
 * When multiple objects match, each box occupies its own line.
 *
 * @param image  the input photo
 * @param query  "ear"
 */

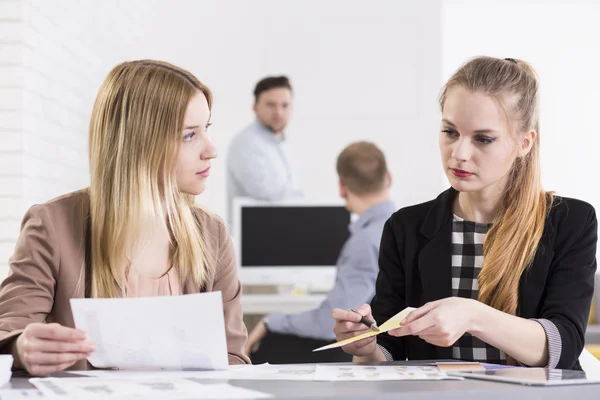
xmin=386 ymin=172 xmax=392 ymax=188
xmin=519 ymin=129 xmax=537 ymax=157
xmin=338 ymin=179 xmax=348 ymax=199
xmin=253 ymin=103 xmax=258 ymax=114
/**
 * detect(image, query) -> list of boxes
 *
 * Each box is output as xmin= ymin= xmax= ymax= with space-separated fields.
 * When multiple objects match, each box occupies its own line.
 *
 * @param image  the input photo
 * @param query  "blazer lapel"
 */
xmin=417 ymin=188 xmax=455 ymax=303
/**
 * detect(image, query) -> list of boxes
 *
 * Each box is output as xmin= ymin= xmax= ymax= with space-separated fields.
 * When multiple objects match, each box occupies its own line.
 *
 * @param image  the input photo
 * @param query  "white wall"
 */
xmin=0 ymin=0 xmax=146 ymax=276
xmin=6 ymin=1 xmax=597 ymax=277
xmin=442 ymin=0 xmax=600 ymax=218
xmin=138 ymin=0 xmax=446 ymax=218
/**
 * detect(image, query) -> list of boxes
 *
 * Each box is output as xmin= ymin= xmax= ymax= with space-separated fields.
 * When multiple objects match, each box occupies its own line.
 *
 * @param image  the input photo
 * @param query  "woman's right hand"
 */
xmin=14 ymin=323 xmax=95 ymax=376
xmin=332 ymin=304 xmax=377 ymax=357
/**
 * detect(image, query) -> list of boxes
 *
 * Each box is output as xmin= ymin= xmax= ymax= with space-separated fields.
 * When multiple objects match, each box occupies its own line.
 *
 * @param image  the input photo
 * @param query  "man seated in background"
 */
xmin=226 ymin=76 xmax=302 ymax=223
xmin=245 ymin=141 xmax=396 ymax=363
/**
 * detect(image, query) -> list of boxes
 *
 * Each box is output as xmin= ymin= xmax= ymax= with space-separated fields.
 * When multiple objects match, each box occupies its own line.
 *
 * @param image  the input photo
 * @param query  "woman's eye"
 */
xmin=476 ymin=137 xmax=495 ymax=145
xmin=183 ymin=132 xmax=196 ymax=142
xmin=442 ymin=129 xmax=458 ymax=138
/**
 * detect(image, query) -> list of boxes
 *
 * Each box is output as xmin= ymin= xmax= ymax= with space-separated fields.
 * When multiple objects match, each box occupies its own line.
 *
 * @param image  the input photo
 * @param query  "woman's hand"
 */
xmin=245 ymin=319 xmax=268 ymax=357
xmin=389 ymin=297 xmax=481 ymax=347
xmin=332 ymin=304 xmax=377 ymax=356
xmin=14 ymin=323 xmax=95 ymax=376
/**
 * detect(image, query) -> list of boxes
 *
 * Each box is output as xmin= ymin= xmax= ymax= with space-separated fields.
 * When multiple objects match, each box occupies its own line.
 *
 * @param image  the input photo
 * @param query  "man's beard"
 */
xmin=261 ymin=119 xmax=285 ymax=133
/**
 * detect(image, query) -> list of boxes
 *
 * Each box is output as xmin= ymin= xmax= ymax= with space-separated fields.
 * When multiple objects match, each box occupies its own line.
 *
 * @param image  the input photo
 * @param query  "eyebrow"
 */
xmin=184 ymin=113 xmax=212 ymax=130
xmin=442 ymin=119 xmax=497 ymax=135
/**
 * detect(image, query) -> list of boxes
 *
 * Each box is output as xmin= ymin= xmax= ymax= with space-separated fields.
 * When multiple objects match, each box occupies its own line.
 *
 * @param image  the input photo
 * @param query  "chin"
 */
xmin=447 ymin=175 xmax=481 ymax=193
xmin=182 ymin=185 xmax=206 ymax=196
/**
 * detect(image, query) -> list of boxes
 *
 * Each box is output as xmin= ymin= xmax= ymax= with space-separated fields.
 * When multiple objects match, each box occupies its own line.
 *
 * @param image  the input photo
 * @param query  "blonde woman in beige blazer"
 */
xmin=0 ymin=60 xmax=250 ymax=376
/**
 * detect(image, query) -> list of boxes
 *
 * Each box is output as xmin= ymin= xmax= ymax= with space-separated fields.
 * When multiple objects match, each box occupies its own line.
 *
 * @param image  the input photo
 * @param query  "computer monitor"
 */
xmin=232 ymin=197 xmax=351 ymax=292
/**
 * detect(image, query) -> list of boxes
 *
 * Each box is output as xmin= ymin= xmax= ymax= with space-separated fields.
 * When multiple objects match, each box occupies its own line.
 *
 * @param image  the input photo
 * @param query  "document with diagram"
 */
xmin=70 ymin=292 xmax=228 ymax=370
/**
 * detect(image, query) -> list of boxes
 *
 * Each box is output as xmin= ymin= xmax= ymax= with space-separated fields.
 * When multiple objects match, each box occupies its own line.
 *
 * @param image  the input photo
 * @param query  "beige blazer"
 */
xmin=0 ymin=189 xmax=250 ymax=369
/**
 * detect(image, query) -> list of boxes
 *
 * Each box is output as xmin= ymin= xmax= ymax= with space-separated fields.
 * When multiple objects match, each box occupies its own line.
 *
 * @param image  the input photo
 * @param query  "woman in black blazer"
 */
xmin=332 ymin=57 xmax=597 ymax=370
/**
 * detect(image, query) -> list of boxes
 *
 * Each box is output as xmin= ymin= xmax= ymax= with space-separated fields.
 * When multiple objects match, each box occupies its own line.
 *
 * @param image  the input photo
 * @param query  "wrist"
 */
xmin=468 ymin=299 xmax=487 ymax=336
xmin=11 ymin=335 xmax=24 ymax=369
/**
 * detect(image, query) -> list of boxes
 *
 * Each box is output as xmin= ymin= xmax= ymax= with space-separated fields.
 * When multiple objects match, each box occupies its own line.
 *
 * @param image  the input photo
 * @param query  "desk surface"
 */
xmin=4 ymin=361 xmax=600 ymax=399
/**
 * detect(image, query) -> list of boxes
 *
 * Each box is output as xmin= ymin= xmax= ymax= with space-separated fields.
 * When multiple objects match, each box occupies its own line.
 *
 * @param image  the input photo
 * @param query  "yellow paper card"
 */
xmin=313 ymin=307 xmax=415 ymax=352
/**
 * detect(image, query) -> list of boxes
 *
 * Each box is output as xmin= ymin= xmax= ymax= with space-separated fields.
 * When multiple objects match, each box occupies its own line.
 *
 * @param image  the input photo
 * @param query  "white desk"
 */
xmin=242 ymin=294 xmax=326 ymax=315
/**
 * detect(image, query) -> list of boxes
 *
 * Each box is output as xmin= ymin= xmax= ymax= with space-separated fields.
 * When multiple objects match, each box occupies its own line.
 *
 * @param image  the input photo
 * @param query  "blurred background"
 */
xmin=1 ymin=0 xmax=600 ymax=351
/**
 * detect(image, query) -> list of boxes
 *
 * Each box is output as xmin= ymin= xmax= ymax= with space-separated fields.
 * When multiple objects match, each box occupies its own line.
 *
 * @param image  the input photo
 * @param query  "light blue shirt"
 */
xmin=226 ymin=120 xmax=301 ymax=222
xmin=265 ymin=200 xmax=396 ymax=340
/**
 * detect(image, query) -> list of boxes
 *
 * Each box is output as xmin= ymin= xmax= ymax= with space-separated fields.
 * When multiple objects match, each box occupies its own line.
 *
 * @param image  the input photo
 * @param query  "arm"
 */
xmin=406 ymin=204 xmax=597 ymax=368
xmin=484 ymin=204 xmax=597 ymax=369
xmin=366 ymin=217 xmax=407 ymax=362
xmin=267 ymin=238 xmax=379 ymax=340
xmin=228 ymin=140 xmax=294 ymax=201
xmin=470 ymin=303 xmax=552 ymax=367
xmin=0 ymin=205 xmax=58 ymax=362
xmin=212 ymin=220 xmax=251 ymax=364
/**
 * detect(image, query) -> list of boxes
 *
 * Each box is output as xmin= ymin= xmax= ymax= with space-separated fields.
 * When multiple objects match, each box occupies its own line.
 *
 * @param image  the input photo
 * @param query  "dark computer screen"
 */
xmin=240 ymin=206 xmax=351 ymax=267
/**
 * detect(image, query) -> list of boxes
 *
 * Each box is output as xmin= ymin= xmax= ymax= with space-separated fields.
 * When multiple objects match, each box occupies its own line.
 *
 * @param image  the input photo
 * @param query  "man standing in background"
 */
xmin=226 ymin=76 xmax=302 ymax=222
xmin=245 ymin=141 xmax=396 ymax=363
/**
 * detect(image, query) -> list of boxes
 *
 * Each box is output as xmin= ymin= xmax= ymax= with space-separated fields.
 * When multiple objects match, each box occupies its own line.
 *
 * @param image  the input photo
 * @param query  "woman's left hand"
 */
xmin=245 ymin=319 xmax=268 ymax=357
xmin=388 ymin=297 xmax=482 ymax=347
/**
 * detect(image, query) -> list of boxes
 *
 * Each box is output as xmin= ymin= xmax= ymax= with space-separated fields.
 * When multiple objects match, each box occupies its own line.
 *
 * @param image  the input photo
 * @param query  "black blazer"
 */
xmin=373 ymin=188 xmax=597 ymax=370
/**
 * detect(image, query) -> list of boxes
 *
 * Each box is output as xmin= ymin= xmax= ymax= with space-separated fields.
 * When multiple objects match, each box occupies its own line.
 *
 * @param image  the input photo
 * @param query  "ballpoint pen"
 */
xmin=349 ymin=309 xmax=380 ymax=331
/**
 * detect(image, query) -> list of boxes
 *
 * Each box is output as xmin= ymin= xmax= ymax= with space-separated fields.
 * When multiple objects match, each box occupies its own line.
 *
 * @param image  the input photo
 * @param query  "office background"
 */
xmin=1 ymin=0 xmax=599 ymax=283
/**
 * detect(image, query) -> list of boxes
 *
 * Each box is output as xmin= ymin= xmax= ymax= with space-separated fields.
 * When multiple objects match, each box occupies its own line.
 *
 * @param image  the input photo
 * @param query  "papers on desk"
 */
xmin=29 ymin=377 xmax=272 ymax=399
xmin=314 ymin=365 xmax=462 ymax=381
xmin=313 ymin=307 xmax=415 ymax=352
xmin=0 ymin=355 xmax=13 ymax=386
xmin=69 ymin=363 xmax=461 ymax=382
xmin=70 ymin=292 xmax=228 ymax=370
xmin=230 ymin=363 xmax=316 ymax=381
xmin=71 ymin=363 xmax=316 ymax=381
xmin=0 ymin=389 xmax=44 ymax=399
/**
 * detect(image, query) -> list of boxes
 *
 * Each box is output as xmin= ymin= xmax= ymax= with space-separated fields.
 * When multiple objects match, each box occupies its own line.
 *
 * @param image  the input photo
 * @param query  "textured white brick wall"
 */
xmin=0 ymin=0 xmax=145 ymax=278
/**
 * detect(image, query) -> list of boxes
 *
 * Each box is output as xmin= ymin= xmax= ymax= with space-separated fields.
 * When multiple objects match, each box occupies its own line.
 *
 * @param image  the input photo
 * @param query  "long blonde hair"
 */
xmin=440 ymin=56 xmax=553 ymax=316
xmin=88 ymin=60 xmax=216 ymax=298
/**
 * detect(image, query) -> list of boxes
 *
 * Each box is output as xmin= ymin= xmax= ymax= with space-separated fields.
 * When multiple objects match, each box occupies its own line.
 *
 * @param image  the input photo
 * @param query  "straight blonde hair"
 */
xmin=440 ymin=57 xmax=553 ymax=317
xmin=88 ymin=60 xmax=215 ymax=298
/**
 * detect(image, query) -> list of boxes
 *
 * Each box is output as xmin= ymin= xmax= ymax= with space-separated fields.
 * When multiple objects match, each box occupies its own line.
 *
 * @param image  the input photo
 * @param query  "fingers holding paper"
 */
xmin=331 ymin=304 xmax=377 ymax=356
xmin=15 ymin=323 xmax=95 ymax=376
xmin=388 ymin=297 xmax=480 ymax=347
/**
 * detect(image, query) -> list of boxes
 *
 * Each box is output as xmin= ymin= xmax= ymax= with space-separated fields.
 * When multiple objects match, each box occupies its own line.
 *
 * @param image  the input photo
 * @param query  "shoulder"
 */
xmin=387 ymin=198 xmax=437 ymax=232
xmin=549 ymin=195 xmax=595 ymax=221
xmin=547 ymin=195 xmax=597 ymax=238
xmin=24 ymin=189 xmax=89 ymax=228
xmin=228 ymin=124 xmax=263 ymax=151
xmin=191 ymin=206 xmax=230 ymax=248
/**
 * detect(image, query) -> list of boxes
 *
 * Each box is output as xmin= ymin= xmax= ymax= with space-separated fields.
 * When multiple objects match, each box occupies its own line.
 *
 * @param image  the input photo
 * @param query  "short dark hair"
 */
xmin=336 ymin=141 xmax=388 ymax=195
xmin=254 ymin=76 xmax=292 ymax=103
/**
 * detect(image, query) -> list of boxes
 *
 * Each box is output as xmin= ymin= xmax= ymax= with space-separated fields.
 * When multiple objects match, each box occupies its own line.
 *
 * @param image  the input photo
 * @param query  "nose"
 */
xmin=275 ymin=106 xmax=286 ymax=119
xmin=451 ymin=137 xmax=472 ymax=162
xmin=201 ymin=137 xmax=218 ymax=160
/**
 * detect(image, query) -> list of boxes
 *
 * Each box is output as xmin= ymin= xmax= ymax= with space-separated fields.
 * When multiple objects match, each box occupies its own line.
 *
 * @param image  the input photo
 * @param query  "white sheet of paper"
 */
xmin=69 ymin=369 xmax=233 ymax=379
xmin=228 ymin=363 xmax=316 ymax=381
xmin=313 ymin=365 xmax=463 ymax=381
xmin=30 ymin=377 xmax=272 ymax=399
xmin=0 ymin=389 xmax=44 ymax=399
xmin=71 ymin=364 xmax=315 ymax=381
xmin=70 ymin=292 xmax=228 ymax=370
xmin=0 ymin=355 xmax=13 ymax=387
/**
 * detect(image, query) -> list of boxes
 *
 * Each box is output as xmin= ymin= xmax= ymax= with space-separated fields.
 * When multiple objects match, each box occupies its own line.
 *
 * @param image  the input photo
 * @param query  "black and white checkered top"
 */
xmin=451 ymin=214 xmax=506 ymax=363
